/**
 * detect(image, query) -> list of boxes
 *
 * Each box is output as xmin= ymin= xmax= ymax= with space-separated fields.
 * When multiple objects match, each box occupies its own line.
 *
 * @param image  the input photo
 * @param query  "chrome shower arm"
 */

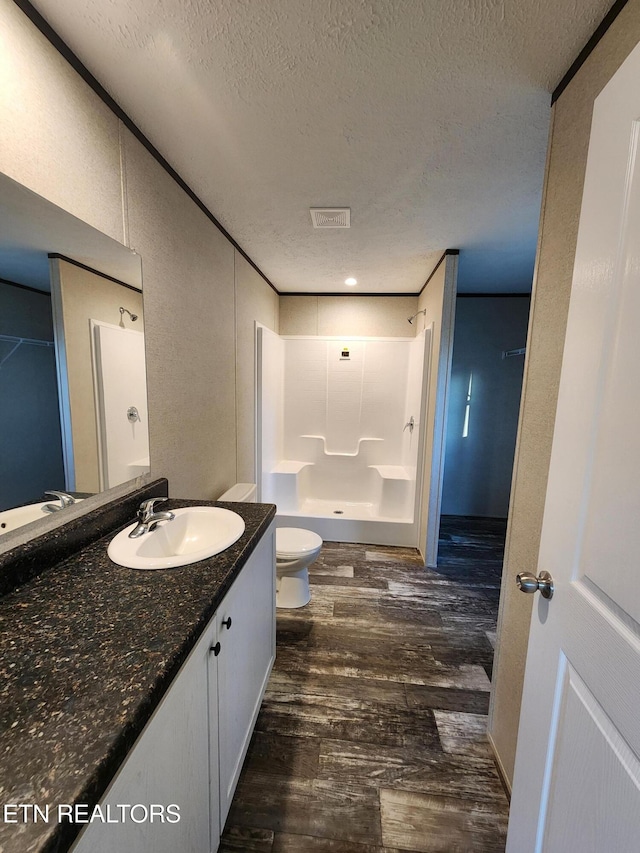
xmin=407 ymin=309 xmax=427 ymax=325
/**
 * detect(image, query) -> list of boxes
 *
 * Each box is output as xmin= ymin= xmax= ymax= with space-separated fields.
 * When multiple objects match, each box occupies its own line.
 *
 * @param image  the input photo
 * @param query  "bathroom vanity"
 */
xmin=0 ymin=481 xmax=276 ymax=853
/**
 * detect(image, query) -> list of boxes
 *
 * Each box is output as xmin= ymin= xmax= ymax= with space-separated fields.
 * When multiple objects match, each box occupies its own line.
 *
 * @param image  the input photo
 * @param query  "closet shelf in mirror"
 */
xmin=0 ymin=334 xmax=54 ymax=369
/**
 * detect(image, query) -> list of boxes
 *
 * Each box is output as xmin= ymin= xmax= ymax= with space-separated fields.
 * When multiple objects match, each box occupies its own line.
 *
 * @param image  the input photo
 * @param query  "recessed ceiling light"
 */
xmin=345 ymin=277 xmax=357 ymax=286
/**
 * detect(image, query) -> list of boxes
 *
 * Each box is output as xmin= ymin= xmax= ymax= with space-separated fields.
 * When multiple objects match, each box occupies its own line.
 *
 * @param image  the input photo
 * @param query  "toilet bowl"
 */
xmin=217 ymin=484 xmax=323 ymax=608
xmin=275 ymin=527 xmax=322 ymax=608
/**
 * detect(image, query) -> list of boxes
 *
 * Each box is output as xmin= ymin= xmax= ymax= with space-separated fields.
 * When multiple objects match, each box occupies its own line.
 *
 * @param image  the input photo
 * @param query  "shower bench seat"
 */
xmin=369 ymin=464 xmax=412 ymax=480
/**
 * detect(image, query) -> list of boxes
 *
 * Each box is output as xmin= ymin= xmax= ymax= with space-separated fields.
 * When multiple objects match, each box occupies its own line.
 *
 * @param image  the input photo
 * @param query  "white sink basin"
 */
xmin=107 ymin=506 xmax=245 ymax=570
xmin=0 ymin=499 xmax=84 ymax=535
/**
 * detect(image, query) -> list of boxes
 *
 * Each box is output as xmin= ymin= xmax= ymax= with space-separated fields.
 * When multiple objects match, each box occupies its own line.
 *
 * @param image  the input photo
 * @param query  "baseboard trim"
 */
xmin=488 ymin=731 xmax=512 ymax=801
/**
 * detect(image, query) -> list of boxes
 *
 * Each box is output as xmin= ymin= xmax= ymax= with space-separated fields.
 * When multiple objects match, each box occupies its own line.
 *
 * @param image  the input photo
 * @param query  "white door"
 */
xmin=507 ymin=42 xmax=640 ymax=852
xmin=91 ymin=321 xmax=150 ymax=489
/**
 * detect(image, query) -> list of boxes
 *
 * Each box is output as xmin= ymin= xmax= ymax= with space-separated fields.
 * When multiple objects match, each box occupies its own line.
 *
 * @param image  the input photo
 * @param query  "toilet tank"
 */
xmin=217 ymin=483 xmax=257 ymax=502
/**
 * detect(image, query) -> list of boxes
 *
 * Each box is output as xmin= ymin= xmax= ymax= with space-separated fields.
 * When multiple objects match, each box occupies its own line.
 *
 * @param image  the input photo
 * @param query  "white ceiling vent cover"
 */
xmin=310 ymin=208 xmax=351 ymax=228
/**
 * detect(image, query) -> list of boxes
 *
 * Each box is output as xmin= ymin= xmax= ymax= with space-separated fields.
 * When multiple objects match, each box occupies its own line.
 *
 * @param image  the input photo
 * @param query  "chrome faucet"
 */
xmin=128 ymin=498 xmax=175 ymax=539
xmin=42 ymin=491 xmax=79 ymax=513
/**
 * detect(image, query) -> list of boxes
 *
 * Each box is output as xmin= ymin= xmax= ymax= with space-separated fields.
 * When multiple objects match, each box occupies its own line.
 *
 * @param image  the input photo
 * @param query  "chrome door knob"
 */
xmin=516 ymin=570 xmax=554 ymax=600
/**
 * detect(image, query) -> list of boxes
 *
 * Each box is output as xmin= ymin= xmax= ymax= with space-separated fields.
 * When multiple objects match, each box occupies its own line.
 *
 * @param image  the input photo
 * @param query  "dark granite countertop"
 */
xmin=0 ymin=497 xmax=276 ymax=853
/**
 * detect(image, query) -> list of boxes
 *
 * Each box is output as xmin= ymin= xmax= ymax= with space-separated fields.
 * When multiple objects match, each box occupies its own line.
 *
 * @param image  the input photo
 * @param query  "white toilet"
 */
xmin=217 ymin=483 xmax=322 ymax=608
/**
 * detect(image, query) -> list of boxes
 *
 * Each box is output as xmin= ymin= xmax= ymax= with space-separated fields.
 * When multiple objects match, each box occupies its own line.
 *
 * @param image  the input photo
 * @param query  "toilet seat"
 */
xmin=276 ymin=527 xmax=323 ymax=559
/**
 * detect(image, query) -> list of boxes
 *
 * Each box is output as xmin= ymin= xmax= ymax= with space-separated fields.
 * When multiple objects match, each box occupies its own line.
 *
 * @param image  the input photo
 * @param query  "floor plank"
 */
xmin=219 ymin=826 xmax=274 ymax=852
xmin=317 ymin=739 xmax=508 ymax=803
xmin=379 ymin=788 xmax=508 ymax=853
xmin=242 ymin=731 xmax=321 ymax=779
xmin=272 ymin=833 xmax=414 ymax=853
xmin=433 ymin=710 xmax=495 ymax=759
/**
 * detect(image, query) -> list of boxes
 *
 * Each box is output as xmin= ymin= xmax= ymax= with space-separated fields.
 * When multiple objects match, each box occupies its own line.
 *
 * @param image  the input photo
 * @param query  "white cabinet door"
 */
xmin=71 ymin=621 xmax=214 ymax=853
xmin=216 ymin=523 xmax=276 ymax=826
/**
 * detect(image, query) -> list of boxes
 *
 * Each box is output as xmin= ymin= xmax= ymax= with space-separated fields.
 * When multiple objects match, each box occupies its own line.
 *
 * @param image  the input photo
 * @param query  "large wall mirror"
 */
xmin=0 ymin=172 xmax=149 ymax=539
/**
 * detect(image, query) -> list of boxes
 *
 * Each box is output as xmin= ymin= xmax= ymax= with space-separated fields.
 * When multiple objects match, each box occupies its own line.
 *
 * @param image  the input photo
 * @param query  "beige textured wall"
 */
xmin=0 ymin=1 xmax=124 ymax=242
xmin=53 ymin=259 xmax=143 ymax=492
xmin=0 ymin=0 xmax=279 ymax=506
xmin=488 ymin=0 xmax=640 ymax=788
xmin=417 ymin=256 xmax=458 ymax=565
xmin=123 ymin=129 xmax=237 ymax=500
xmin=279 ymin=295 xmax=418 ymax=337
xmin=235 ymin=253 xmax=279 ymax=483
xmin=417 ymin=264 xmax=444 ymax=562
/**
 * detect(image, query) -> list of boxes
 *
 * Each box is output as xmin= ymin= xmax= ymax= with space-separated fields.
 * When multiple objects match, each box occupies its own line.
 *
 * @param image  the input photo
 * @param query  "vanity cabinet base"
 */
xmin=70 ymin=521 xmax=276 ymax=853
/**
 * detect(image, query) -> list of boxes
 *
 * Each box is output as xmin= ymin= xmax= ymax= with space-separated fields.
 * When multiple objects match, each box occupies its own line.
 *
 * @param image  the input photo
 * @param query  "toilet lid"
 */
xmin=276 ymin=527 xmax=323 ymax=558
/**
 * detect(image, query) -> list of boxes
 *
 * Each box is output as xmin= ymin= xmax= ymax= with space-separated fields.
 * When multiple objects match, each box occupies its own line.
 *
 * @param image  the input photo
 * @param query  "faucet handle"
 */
xmin=403 ymin=416 xmax=415 ymax=433
xmin=44 ymin=490 xmax=76 ymax=507
xmin=138 ymin=497 xmax=168 ymax=521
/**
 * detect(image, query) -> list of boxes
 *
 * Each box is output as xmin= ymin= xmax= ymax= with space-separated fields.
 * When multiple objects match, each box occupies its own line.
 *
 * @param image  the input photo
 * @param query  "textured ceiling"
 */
xmin=30 ymin=0 xmax=613 ymax=293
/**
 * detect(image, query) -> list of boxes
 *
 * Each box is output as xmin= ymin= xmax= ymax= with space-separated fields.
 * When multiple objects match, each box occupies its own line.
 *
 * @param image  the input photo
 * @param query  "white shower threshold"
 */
xmin=296 ymin=498 xmax=396 ymax=520
xmin=276 ymin=502 xmax=418 ymax=548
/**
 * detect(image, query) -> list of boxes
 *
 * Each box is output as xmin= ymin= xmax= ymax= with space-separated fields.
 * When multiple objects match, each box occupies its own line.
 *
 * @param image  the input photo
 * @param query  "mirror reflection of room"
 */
xmin=0 ymin=276 xmax=65 ymax=510
xmin=0 ymin=173 xmax=149 ymax=526
xmin=50 ymin=257 xmax=147 ymax=494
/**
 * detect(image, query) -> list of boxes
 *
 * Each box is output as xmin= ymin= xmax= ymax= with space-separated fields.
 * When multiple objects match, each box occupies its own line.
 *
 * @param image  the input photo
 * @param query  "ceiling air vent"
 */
xmin=310 ymin=208 xmax=351 ymax=228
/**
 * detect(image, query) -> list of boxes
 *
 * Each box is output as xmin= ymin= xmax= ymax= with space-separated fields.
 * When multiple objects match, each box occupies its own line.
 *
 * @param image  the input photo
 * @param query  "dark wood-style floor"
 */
xmin=220 ymin=516 xmax=510 ymax=853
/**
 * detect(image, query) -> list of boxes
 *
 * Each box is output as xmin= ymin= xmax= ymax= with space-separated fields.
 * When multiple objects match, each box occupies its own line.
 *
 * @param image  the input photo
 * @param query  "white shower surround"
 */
xmin=257 ymin=327 xmax=431 ymax=547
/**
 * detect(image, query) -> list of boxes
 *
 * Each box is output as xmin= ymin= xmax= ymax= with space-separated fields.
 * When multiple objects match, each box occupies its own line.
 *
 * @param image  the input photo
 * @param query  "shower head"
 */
xmin=119 ymin=307 xmax=138 ymax=322
xmin=407 ymin=309 xmax=427 ymax=325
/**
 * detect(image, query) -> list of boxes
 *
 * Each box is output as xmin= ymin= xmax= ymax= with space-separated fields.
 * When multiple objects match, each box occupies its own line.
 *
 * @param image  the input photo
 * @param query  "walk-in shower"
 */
xmin=256 ymin=327 xmax=431 ymax=546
